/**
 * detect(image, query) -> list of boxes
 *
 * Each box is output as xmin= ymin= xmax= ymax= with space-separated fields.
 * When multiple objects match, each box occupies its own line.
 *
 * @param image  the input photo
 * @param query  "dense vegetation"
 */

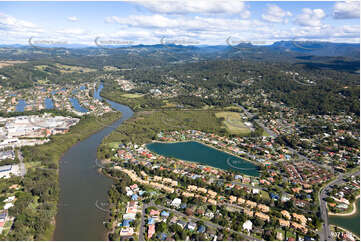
xmin=1 ymin=44 xmax=359 ymax=115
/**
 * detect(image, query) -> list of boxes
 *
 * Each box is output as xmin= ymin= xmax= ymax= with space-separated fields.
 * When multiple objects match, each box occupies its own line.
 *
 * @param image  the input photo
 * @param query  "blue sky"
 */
xmin=0 ymin=1 xmax=359 ymax=46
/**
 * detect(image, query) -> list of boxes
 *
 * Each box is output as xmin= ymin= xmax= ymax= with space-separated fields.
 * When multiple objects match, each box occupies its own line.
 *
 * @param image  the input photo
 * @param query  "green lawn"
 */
xmin=215 ymin=111 xmax=251 ymax=135
xmin=121 ymin=93 xmax=144 ymax=98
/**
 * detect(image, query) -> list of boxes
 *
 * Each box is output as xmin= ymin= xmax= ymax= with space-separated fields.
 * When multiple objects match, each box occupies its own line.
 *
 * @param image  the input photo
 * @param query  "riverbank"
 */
xmin=328 ymin=195 xmax=360 ymax=216
xmin=30 ymin=112 xmax=122 ymax=241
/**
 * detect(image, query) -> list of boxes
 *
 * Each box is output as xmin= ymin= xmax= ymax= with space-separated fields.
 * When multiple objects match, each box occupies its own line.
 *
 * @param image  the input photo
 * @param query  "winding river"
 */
xmin=53 ymin=85 xmax=133 ymax=240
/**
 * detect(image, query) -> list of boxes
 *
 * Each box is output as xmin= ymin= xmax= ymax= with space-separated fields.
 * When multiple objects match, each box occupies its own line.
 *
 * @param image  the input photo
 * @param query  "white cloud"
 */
xmin=262 ymin=4 xmax=292 ymax=23
xmin=0 ymin=13 xmax=41 ymax=32
xmin=67 ymin=16 xmax=79 ymax=22
xmin=105 ymin=14 xmax=260 ymax=33
xmin=295 ymin=8 xmax=326 ymax=27
xmin=333 ymin=1 xmax=360 ymax=19
xmin=56 ymin=28 xmax=86 ymax=35
xmin=137 ymin=0 xmax=250 ymax=16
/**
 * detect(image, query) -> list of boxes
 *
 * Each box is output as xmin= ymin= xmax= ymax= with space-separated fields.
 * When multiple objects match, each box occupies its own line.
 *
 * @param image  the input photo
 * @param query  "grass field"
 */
xmin=0 ymin=60 xmax=27 ymax=68
xmin=224 ymin=105 xmax=243 ymax=111
xmin=55 ymin=63 xmax=96 ymax=73
xmin=162 ymin=102 xmax=178 ymax=108
xmin=121 ymin=93 xmax=144 ymax=98
xmin=103 ymin=66 xmax=120 ymax=71
xmin=215 ymin=111 xmax=251 ymax=135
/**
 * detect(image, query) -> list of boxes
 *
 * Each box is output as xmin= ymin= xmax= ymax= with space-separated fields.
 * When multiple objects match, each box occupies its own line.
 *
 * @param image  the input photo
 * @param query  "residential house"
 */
xmin=255 ymin=212 xmax=270 ymax=222
xmin=244 ymin=209 xmax=254 ymax=217
xmin=292 ymin=213 xmax=307 ymax=225
xmin=208 ymin=199 xmax=217 ymax=205
xmin=257 ymin=204 xmax=270 ymax=213
xmin=171 ymin=198 xmax=182 ymax=208
xmin=279 ymin=218 xmax=290 ymax=227
xmin=148 ymin=224 xmax=155 ymax=239
xmin=237 ymin=197 xmax=245 ymax=205
xmin=187 ymin=222 xmax=197 ymax=231
xmin=176 ymin=220 xmax=187 ymax=229
xmin=198 ymin=225 xmax=206 ymax=233
xmin=291 ymin=222 xmax=308 ymax=234
xmin=243 ymin=220 xmax=252 ymax=233
xmin=281 ymin=210 xmax=291 ymax=220
xmin=246 ymin=200 xmax=257 ymax=208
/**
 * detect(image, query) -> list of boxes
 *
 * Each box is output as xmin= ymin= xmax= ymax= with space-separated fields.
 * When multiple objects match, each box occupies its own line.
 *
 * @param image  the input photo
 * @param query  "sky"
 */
xmin=0 ymin=1 xmax=359 ymax=46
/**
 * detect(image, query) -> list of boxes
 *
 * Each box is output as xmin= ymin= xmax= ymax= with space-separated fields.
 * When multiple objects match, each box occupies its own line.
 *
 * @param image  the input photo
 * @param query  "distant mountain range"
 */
xmin=0 ymin=40 xmax=359 ymax=59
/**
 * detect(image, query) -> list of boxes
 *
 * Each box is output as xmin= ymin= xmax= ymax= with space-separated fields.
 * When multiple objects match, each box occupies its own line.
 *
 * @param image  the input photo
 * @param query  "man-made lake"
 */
xmin=15 ymin=100 xmax=26 ymax=112
xmin=146 ymin=141 xmax=259 ymax=177
xmin=94 ymin=83 xmax=103 ymax=100
xmin=329 ymin=197 xmax=360 ymax=237
xmin=69 ymin=97 xmax=88 ymax=113
xmin=44 ymin=97 xmax=54 ymax=109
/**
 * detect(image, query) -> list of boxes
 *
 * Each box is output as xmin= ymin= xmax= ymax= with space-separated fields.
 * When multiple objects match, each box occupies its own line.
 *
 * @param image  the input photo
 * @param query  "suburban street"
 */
xmin=140 ymin=201 xmax=259 ymax=241
xmin=138 ymin=203 xmax=146 ymax=241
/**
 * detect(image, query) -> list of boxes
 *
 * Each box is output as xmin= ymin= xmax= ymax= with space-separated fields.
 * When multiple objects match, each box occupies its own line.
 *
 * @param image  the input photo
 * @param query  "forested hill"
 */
xmin=0 ymin=41 xmax=359 ymax=115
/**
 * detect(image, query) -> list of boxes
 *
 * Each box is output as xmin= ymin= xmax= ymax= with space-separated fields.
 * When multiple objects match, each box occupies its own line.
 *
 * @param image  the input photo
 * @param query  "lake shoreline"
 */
xmin=148 ymin=140 xmax=260 ymax=177
xmin=329 ymin=195 xmax=360 ymax=217
xmin=150 ymin=139 xmax=261 ymax=166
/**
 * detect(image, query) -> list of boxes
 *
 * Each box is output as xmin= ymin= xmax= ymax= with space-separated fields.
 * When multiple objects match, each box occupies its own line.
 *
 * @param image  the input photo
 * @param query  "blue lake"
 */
xmin=147 ymin=141 xmax=259 ymax=176
xmin=329 ymin=198 xmax=360 ymax=236
xmin=69 ymin=97 xmax=88 ymax=113
xmin=15 ymin=100 xmax=27 ymax=112
xmin=44 ymin=97 xmax=54 ymax=109
xmin=94 ymin=83 xmax=103 ymax=101
xmin=72 ymin=86 xmax=85 ymax=95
